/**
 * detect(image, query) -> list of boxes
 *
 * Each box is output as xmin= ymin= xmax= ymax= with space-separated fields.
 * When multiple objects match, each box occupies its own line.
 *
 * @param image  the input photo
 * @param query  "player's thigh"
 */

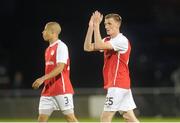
xmin=64 ymin=111 xmax=78 ymax=122
xmin=123 ymin=110 xmax=136 ymax=117
xmin=118 ymin=89 xmax=136 ymax=111
xmin=122 ymin=110 xmax=138 ymax=121
xmin=101 ymin=111 xmax=116 ymax=119
xmin=38 ymin=114 xmax=49 ymax=122
xmin=39 ymin=96 xmax=55 ymax=116
xmin=54 ymin=94 xmax=74 ymax=111
xmin=104 ymin=87 xmax=127 ymax=111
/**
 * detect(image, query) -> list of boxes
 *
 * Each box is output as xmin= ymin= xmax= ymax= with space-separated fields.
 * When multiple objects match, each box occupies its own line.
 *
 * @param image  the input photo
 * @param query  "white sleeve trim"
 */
xmin=110 ymin=35 xmax=128 ymax=53
xmin=56 ymin=41 xmax=68 ymax=64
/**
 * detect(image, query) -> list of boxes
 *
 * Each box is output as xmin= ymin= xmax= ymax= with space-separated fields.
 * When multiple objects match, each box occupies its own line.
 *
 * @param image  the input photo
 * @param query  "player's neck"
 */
xmin=49 ymin=38 xmax=58 ymax=45
xmin=110 ymin=32 xmax=119 ymax=38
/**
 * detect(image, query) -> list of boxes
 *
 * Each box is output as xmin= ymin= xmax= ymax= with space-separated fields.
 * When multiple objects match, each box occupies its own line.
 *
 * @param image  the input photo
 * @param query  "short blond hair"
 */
xmin=105 ymin=13 xmax=122 ymax=24
xmin=46 ymin=22 xmax=61 ymax=35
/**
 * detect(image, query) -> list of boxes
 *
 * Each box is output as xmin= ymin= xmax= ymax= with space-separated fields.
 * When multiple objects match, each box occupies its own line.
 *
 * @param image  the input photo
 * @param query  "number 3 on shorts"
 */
xmin=64 ymin=96 xmax=69 ymax=105
xmin=105 ymin=97 xmax=114 ymax=105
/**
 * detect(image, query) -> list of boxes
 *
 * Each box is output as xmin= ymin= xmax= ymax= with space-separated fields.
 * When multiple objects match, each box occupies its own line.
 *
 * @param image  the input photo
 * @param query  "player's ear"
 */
xmin=116 ymin=22 xmax=120 ymax=27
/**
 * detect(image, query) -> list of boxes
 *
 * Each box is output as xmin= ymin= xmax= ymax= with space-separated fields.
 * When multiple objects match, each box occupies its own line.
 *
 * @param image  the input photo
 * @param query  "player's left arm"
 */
xmin=40 ymin=63 xmax=65 ymax=81
xmin=32 ymin=63 xmax=65 ymax=89
xmin=93 ymin=11 xmax=113 ymax=50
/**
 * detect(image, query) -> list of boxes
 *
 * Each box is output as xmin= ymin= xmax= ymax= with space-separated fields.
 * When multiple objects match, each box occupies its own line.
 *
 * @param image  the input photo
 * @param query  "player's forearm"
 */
xmin=94 ymin=25 xmax=103 ymax=50
xmin=41 ymin=64 xmax=64 ymax=81
xmin=84 ymin=26 xmax=94 ymax=52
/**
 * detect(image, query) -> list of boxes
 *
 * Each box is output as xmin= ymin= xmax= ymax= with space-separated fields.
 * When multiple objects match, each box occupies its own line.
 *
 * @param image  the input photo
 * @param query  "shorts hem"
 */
xmin=104 ymin=106 xmax=136 ymax=112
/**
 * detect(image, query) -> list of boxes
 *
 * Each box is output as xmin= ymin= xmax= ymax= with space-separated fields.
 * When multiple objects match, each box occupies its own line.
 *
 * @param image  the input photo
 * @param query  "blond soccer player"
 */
xmin=84 ymin=11 xmax=139 ymax=122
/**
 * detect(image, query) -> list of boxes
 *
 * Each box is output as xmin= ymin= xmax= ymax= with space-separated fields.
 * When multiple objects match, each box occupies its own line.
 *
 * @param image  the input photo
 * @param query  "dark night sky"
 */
xmin=0 ymin=0 xmax=180 ymax=89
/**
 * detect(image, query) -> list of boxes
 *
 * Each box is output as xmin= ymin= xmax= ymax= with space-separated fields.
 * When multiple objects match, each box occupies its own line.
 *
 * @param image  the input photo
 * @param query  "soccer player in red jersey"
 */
xmin=32 ymin=22 xmax=78 ymax=122
xmin=84 ymin=11 xmax=139 ymax=122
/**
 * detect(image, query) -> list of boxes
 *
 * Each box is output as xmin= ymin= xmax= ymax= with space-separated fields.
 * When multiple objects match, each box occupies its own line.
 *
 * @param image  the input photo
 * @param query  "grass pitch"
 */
xmin=0 ymin=117 xmax=180 ymax=122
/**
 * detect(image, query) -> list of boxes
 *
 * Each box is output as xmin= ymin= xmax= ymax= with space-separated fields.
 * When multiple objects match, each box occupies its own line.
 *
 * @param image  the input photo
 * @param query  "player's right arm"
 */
xmin=84 ymin=14 xmax=95 ymax=52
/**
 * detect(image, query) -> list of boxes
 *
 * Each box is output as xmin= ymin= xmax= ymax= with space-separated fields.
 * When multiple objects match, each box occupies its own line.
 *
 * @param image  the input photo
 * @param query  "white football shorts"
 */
xmin=104 ymin=87 xmax=136 ymax=112
xmin=39 ymin=94 xmax=74 ymax=115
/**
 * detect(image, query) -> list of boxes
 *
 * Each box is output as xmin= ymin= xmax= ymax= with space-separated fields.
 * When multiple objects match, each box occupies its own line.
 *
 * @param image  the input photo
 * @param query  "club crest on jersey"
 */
xmin=51 ymin=50 xmax=55 ymax=55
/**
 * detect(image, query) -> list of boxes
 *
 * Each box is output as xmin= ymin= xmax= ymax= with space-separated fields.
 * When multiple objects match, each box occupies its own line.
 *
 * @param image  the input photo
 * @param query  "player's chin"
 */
xmin=43 ymin=38 xmax=48 ymax=41
xmin=106 ymin=31 xmax=111 ymax=36
xmin=42 ymin=36 xmax=47 ymax=41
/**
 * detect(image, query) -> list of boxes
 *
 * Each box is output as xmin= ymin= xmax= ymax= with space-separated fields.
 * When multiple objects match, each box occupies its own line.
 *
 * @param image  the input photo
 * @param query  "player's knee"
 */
xmin=122 ymin=112 xmax=139 ymax=122
xmin=100 ymin=112 xmax=113 ymax=122
xmin=62 ymin=109 xmax=78 ymax=122
xmin=100 ymin=114 xmax=108 ymax=122
xmin=64 ymin=114 xmax=78 ymax=122
xmin=38 ymin=114 xmax=49 ymax=122
xmin=122 ymin=113 xmax=130 ymax=121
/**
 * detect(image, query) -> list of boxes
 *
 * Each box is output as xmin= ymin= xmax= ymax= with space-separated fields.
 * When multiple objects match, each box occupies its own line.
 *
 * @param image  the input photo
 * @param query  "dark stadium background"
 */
xmin=0 ymin=0 xmax=180 ymax=89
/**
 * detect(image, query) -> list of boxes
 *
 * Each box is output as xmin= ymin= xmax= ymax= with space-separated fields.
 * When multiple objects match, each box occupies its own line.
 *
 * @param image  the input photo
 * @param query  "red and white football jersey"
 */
xmin=41 ymin=40 xmax=74 ymax=96
xmin=103 ymin=33 xmax=131 ymax=89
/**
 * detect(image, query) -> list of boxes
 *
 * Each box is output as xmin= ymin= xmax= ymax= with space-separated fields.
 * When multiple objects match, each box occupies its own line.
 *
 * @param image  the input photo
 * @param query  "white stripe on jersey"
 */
xmin=61 ymin=73 xmax=65 ymax=92
xmin=113 ymin=52 xmax=120 ymax=85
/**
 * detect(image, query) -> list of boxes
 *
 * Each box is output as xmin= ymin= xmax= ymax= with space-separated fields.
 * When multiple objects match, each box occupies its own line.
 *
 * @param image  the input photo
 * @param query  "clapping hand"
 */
xmin=93 ymin=10 xmax=103 ymax=27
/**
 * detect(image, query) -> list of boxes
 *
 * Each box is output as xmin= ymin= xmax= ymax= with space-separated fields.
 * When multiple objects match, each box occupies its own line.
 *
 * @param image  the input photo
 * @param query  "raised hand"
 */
xmin=89 ymin=14 xmax=94 ymax=27
xmin=93 ymin=11 xmax=103 ymax=26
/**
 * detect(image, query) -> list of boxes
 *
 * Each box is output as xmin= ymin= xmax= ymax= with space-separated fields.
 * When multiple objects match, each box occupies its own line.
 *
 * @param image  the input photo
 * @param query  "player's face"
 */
xmin=104 ymin=18 xmax=120 ymax=37
xmin=42 ymin=25 xmax=53 ymax=41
